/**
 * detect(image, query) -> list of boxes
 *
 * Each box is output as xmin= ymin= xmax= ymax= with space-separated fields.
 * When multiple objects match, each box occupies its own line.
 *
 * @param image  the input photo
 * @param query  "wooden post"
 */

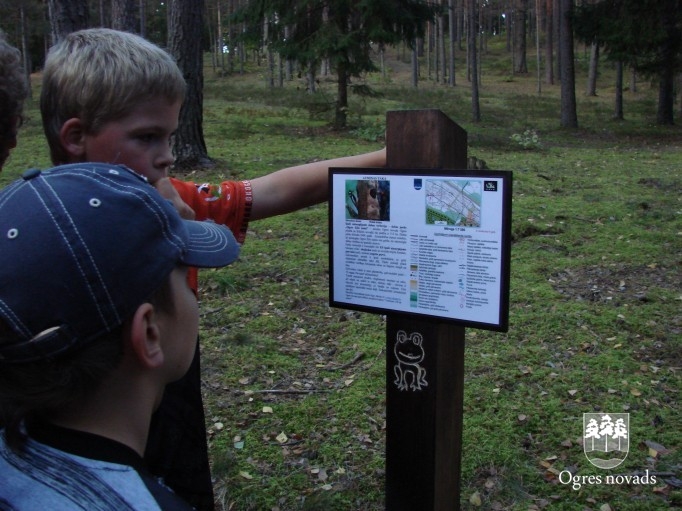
xmin=385 ymin=109 xmax=467 ymax=511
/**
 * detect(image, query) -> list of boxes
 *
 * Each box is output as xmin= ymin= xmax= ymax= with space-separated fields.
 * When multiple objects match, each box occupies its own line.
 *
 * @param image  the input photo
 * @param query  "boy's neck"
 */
xmin=47 ymin=372 xmax=162 ymax=457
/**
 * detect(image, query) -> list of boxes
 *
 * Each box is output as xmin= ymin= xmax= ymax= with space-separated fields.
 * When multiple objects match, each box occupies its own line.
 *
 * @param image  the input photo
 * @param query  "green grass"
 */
xmin=3 ymin=36 xmax=680 ymax=510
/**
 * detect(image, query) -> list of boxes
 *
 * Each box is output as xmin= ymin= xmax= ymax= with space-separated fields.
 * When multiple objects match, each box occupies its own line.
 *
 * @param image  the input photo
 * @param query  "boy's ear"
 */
xmin=59 ymin=118 xmax=87 ymax=159
xmin=127 ymin=303 xmax=165 ymax=369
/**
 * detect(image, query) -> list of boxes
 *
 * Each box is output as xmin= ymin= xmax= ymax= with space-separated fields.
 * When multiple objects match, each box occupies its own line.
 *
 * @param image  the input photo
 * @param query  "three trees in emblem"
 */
xmin=585 ymin=414 xmax=628 ymax=452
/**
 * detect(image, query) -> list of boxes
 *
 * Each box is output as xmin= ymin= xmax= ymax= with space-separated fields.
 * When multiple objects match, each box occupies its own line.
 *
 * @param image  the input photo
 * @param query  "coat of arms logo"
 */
xmin=583 ymin=413 xmax=629 ymax=469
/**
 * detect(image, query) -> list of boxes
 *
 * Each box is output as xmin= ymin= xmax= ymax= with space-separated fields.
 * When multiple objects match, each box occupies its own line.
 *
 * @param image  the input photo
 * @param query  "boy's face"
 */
xmin=159 ymin=266 xmax=200 ymax=383
xmin=80 ymin=98 xmax=182 ymax=184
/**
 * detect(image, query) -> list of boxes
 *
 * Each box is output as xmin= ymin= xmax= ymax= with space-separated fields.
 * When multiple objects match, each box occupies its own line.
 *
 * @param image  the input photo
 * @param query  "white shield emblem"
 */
xmin=583 ymin=413 xmax=629 ymax=469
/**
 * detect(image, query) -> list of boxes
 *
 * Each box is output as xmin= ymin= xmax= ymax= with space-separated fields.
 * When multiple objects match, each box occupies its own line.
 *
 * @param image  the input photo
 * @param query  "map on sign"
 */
xmin=425 ymin=179 xmax=481 ymax=227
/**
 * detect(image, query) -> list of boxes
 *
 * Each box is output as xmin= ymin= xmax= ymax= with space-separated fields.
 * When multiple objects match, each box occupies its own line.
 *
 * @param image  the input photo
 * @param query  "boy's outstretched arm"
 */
xmin=249 ymin=148 xmax=386 ymax=221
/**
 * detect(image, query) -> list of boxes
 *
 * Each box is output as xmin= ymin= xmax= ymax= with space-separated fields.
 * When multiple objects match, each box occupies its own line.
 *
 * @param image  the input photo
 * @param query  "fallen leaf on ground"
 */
xmin=641 ymin=440 xmax=670 ymax=457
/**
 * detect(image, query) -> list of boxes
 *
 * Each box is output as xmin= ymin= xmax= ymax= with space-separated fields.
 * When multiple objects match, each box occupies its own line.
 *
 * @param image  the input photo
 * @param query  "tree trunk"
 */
xmin=677 ymin=74 xmax=682 ymax=117
xmin=656 ymin=1 xmax=677 ymax=125
xmin=478 ymin=0 xmax=483 ymax=86
xmin=412 ymin=40 xmax=419 ymax=88
xmin=263 ymin=17 xmax=275 ymax=88
xmin=513 ymin=0 xmax=528 ymax=74
xmin=335 ymin=64 xmax=349 ymax=129
xmin=285 ymin=57 xmax=292 ymax=81
xmin=99 ymin=0 xmax=106 ymax=27
xmin=228 ymin=4 xmax=236 ymax=74
xmin=306 ymin=64 xmax=316 ymax=93
xmin=168 ymin=0 xmax=212 ymax=168
xmin=427 ymin=19 xmax=432 ymax=80
xmin=469 ymin=0 xmax=480 ymax=122
xmin=535 ymin=0 xmax=541 ymax=93
xmin=629 ymin=67 xmax=636 ymax=93
xmin=544 ymin=0 xmax=553 ymax=84
xmin=216 ymin=0 xmax=224 ymax=72
xmin=111 ymin=0 xmax=137 ymax=33
xmin=47 ymin=0 xmax=89 ymax=44
xmin=457 ymin=2 xmax=465 ymax=51
xmin=448 ymin=0 xmax=456 ymax=86
xmin=586 ymin=42 xmax=599 ymax=96
xmin=19 ymin=4 xmax=32 ymax=98
xmin=614 ymin=60 xmax=623 ymax=120
xmin=559 ymin=0 xmax=577 ymax=128
xmin=553 ymin=0 xmax=560 ymax=81
xmin=438 ymin=1 xmax=446 ymax=83
xmin=505 ymin=0 xmax=512 ymax=52
xmin=657 ymin=69 xmax=675 ymax=125
xmin=139 ymin=0 xmax=146 ymax=37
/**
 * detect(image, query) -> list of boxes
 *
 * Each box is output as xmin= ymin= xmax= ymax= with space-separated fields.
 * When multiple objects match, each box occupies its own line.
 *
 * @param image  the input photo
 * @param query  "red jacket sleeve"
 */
xmin=170 ymin=177 xmax=252 ymax=244
xmin=170 ymin=177 xmax=252 ymax=294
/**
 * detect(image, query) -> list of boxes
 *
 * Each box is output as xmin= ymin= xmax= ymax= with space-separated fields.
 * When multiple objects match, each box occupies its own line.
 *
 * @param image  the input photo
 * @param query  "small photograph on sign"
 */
xmin=426 ymin=179 xmax=482 ymax=227
xmin=345 ymin=179 xmax=391 ymax=221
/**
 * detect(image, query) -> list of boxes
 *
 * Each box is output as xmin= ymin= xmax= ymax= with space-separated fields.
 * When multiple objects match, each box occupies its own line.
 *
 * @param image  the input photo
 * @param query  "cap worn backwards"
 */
xmin=0 ymin=163 xmax=240 ymax=364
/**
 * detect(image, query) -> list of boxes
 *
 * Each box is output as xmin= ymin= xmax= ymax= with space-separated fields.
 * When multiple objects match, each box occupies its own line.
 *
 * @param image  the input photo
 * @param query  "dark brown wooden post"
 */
xmin=385 ymin=109 xmax=467 ymax=511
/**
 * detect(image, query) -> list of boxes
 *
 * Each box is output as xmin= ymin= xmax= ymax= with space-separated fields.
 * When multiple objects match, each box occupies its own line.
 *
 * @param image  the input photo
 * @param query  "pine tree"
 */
xmin=575 ymin=0 xmax=682 ymax=125
xmin=234 ymin=0 xmax=437 ymax=129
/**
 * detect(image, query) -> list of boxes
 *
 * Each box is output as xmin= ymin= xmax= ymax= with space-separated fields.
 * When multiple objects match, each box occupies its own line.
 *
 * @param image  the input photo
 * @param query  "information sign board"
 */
xmin=329 ymin=168 xmax=512 ymax=331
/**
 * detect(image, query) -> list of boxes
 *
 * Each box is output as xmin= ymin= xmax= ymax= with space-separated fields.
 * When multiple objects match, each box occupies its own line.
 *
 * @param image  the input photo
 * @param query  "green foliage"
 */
xmin=349 ymin=116 xmax=386 ymax=142
xmin=574 ymin=0 xmax=682 ymax=77
xmin=230 ymin=0 xmax=437 ymax=127
xmin=509 ymin=129 xmax=542 ymax=150
xmin=232 ymin=0 xmax=436 ymax=78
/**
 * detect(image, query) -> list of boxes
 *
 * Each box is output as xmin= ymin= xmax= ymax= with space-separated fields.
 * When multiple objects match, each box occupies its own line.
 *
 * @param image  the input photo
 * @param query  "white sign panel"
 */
xmin=329 ymin=168 xmax=512 ymax=331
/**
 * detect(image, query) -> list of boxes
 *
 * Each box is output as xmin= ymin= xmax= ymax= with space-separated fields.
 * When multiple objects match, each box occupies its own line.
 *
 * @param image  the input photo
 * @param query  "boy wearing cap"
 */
xmin=40 ymin=28 xmax=385 ymax=510
xmin=0 ymin=163 xmax=239 ymax=510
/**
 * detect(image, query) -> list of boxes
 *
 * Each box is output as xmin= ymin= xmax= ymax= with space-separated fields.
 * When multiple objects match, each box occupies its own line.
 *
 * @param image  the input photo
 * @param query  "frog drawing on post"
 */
xmin=393 ymin=330 xmax=428 ymax=391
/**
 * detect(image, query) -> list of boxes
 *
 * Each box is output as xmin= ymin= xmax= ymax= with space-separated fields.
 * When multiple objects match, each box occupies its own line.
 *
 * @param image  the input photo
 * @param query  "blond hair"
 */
xmin=41 ymin=28 xmax=186 ymax=165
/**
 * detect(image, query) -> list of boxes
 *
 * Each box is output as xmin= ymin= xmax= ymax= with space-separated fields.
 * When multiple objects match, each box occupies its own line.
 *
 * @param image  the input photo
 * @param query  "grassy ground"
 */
xmin=3 ymin=37 xmax=680 ymax=511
